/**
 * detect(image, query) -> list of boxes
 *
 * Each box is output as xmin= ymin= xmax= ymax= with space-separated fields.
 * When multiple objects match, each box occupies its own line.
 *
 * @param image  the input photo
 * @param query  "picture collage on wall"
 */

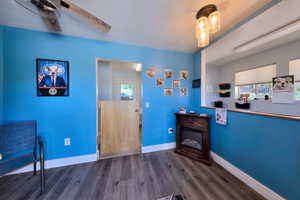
xmin=147 ymin=68 xmax=188 ymax=96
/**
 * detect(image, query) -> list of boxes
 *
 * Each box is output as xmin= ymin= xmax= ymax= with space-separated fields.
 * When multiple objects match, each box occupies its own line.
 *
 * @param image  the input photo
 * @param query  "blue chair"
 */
xmin=0 ymin=121 xmax=45 ymax=192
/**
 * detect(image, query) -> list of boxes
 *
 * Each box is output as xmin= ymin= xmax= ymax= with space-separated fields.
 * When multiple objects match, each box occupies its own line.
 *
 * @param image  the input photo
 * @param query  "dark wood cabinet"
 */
xmin=175 ymin=113 xmax=212 ymax=165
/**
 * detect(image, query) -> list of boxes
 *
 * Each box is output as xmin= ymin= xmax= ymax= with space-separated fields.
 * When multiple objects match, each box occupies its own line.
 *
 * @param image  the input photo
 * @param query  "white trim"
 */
xmin=6 ymin=154 xmax=97 ymax=176
xmin=142 ymin=142 xmax=176 ymax=153
xmin=211 ymin=152 xmax=286 ymax=200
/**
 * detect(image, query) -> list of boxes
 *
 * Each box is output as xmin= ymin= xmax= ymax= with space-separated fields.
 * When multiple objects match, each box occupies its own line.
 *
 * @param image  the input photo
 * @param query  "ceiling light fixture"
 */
xmin=196 ymin=4 xmax=221 ymax=48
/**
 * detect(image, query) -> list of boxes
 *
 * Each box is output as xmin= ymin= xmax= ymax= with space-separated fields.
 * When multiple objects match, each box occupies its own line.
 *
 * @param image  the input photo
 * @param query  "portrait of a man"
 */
xmin=37 ymin=59 xmax=69 ymax=96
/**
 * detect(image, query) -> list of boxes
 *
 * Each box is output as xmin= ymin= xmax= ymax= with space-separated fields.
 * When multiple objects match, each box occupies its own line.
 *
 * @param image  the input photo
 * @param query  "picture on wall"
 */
xmin=173 ymin=80 xmax=180 ymax=88
xmin=272 ymin=75 xmax=295 ymax=104
xmin=164 ymin=69 xmax=173 ymax=79
xmin=37 ymin=59 xmax=69 ymax=96
xmin=147 ymin=68 xmax=157 ymax=78
xmin=216 ymin=108 xmax=227 ymax=125
xmin=180 ymin=88 xmax=188 ymax=96
xmin=273 ymin=75 xmax=294 ymax=92
xmin=164 ymin=88 xmax=173 ymax=96
xmin=180 ymin=71 xmax=189 ymax=80
xmin=156 ymin=78 xmax=165 ymax=87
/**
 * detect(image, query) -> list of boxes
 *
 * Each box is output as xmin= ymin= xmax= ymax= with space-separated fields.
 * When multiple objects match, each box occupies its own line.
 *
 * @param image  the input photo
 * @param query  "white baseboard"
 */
xmin=211 ymin=152 xmax=285 ymax=200
xmin=6 ymin=154 xmax=97 ymax=176
xmin=142 ymin=142 xmax=176 ymax=153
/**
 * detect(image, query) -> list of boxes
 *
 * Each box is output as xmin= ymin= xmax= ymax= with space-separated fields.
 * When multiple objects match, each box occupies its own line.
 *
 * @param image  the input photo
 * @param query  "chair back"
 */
xmin=0 ymin=121 xmax=37 ymax=175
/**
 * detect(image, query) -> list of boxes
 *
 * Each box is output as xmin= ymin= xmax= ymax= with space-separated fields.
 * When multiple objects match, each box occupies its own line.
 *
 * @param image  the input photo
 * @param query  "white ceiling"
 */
xmin=0 ymin=0 xmax=271 ymax=53
xmin=206 ymin=0 xmax=300 ymax=67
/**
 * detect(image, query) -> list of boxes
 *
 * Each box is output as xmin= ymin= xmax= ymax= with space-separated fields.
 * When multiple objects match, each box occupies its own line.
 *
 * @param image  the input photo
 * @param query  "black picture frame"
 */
xmin=192 ymin=79 xmax=201 ymax=88
xmin=36 ymin=58 xmax=70 ymax=96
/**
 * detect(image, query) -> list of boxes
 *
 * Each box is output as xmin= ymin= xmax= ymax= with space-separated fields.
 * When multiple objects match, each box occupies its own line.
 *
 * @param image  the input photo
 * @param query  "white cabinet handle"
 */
xmin=0 ymin=153 xmax=2 ymax=161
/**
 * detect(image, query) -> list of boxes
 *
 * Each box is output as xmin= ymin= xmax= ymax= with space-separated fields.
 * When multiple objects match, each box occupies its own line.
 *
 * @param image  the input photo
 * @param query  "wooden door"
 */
xmin=100 ymin=80 xmax=140 ymax=157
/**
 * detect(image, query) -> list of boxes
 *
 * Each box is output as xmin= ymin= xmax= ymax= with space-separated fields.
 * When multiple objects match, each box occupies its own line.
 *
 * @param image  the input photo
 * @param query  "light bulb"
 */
xmin=208 ymin=11 xmax=221 ymax=34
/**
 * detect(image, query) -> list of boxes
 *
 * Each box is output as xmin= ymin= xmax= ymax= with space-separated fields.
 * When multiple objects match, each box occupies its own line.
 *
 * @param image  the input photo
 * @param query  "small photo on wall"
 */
xmin=216 ymin=108 xmax=227 ymax=125
xmin=164 ymin=88 xmax=173 ymax=96
xmin=37 ymin=59 xmax=69 ymax=96
xmin=164 ymin=69 xmax=173 ymax=79
xmin=172 ymin=80 xmax=180 ymax=88
xmin=180 ymin=71 xmax=189 ymax=80
xmin=156 ymin=78 xmax=165 ymax=87
xmin=180 ymin=88 xmax=188 ymax=96
xmin=147 ymin=68 xmax=157 ymax=78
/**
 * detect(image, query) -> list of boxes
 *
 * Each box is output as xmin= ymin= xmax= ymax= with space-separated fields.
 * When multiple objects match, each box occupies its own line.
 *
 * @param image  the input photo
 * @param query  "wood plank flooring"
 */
xmin=0 ymin=151 xmax=265 ymax=200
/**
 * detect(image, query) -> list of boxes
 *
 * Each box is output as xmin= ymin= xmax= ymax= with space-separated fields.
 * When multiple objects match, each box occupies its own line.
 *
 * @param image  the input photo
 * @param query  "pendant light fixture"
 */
xmin=196 ymin=4 xmax=221 ymax=48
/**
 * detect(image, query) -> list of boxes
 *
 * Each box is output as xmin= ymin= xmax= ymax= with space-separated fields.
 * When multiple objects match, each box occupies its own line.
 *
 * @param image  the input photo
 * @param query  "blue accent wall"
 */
xmin=0 ymin=26 xmax=3 ymax=121
xmin=200 ymin=108 xmax=300 ymax=200
xmin=3 ymin=26 xmax=194 ymax=160
xmin=192 ymin=49 xmax=300 ymax=199
xmin=191 ymin=51 xmax=201 ymax=110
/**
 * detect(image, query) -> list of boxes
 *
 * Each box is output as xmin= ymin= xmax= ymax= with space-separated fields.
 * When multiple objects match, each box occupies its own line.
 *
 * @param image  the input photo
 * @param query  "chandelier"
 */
xmin=196 ymin=4 xmax=221 ymax=48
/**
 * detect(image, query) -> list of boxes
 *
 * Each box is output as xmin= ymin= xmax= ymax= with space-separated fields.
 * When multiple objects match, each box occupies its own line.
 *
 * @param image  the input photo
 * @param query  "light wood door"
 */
xmin=100 ymin=101 xmax=140 ymax=156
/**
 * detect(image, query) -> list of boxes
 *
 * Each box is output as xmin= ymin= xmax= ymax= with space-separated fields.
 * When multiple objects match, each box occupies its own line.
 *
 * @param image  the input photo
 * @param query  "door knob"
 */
xmin=135 ymin=109 xmax=139 ymax=112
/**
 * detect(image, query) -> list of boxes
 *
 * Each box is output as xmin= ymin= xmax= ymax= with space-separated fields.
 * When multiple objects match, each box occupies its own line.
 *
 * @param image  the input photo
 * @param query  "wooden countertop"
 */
xmin=202 ymin=106 xmax=300 ymax=121
xmin=175 ymin=112 xmax=211 ymax=118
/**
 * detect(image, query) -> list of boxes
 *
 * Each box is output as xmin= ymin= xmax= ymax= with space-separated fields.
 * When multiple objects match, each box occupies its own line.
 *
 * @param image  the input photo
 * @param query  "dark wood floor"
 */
xmin=0 ymin=151 xmax=265 ymax=200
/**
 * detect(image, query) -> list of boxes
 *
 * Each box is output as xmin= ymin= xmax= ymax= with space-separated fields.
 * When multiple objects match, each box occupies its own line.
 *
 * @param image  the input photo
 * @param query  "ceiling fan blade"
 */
xmin=39 ymin=9 xmax=62 ymax=32
xmin=61 ymin=0 xmax=111 ymax=32
xmin=15 ymin=0 xmax=61 ymax=19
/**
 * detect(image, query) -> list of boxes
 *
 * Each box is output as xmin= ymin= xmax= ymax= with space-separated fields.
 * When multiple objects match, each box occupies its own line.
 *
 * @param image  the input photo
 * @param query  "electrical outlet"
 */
xmin=168 ymin=128 xmax=174 ymax=134
xmin=64 ymin=138 xmax=71 ymax=146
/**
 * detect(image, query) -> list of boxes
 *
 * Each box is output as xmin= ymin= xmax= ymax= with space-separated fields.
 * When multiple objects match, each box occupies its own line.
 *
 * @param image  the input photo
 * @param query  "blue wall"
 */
xmin=0 ymin=26 xmax=3 ymax=121
xmin=193 ymin=47 xmax=300 ymax=199
xmin=200 ymin=108 xmax=300 ymax=200
xmin=3 ymin=26 xmax=194 ymax=160
xmin=191 ymin=51 xmax=201 ymax=110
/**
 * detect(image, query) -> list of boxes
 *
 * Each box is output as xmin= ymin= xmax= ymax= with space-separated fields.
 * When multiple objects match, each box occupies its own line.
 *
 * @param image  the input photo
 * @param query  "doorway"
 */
xmin=96 ymin=59 xmax=142 ymax=159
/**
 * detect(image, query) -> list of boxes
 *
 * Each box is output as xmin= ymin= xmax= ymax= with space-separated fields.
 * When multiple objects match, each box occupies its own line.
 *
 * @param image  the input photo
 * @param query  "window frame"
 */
xmin=289 ymin=58 xmax=300 ymax=101
xmin=235 ymin=82 xmax=273 ymax=100
xmin=234 ymin=63 xmax=276 ymax=100
xmin=294 ymin=81 xmax=300 ymax=101
xmin=235 ymin=63 xmax=276 ymax=86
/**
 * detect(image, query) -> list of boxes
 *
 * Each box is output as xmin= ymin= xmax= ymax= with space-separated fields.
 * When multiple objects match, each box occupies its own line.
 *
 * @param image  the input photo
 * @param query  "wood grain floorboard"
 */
xmin=180 ymin=155 xmax=225 ymax=200
xmin=0 ymin=151 xmax=266 ymax=200
xmin=57 ymin=162 xmax=94 ymax=200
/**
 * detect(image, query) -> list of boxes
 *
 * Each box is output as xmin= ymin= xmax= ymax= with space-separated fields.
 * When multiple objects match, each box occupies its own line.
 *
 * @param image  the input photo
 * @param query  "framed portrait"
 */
xmin=164 ymin=88 xmax=173 ymax=96
xmin=172 ymin=80 xmax=180 ymax=88
xmin=192 ymin=79 xmax=201 ymax=88
xmin=37 ymin=59 xmax=69 ymax=96
xmin=180 ymin=88 xmax=188 ymax=96
xmin=147 ymin=68 xmax=157 ymax=78
xmin=156 ymin=78 xmax=165 ymax=87
xmin=164 ymin=69 xmax=173 ymax=79
xmin=180 ymin=71 xmax=189 ymax=80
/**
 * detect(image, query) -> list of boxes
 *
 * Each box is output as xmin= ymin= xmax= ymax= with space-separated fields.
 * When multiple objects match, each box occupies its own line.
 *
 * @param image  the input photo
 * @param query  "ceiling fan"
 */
xmin=15 ymin=0 xmax=111 ymax=32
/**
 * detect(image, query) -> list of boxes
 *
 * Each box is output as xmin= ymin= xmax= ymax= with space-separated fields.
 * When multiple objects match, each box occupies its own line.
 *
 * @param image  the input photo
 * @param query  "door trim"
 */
xmin=95 ymin=58 xmax=143 ymax=160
